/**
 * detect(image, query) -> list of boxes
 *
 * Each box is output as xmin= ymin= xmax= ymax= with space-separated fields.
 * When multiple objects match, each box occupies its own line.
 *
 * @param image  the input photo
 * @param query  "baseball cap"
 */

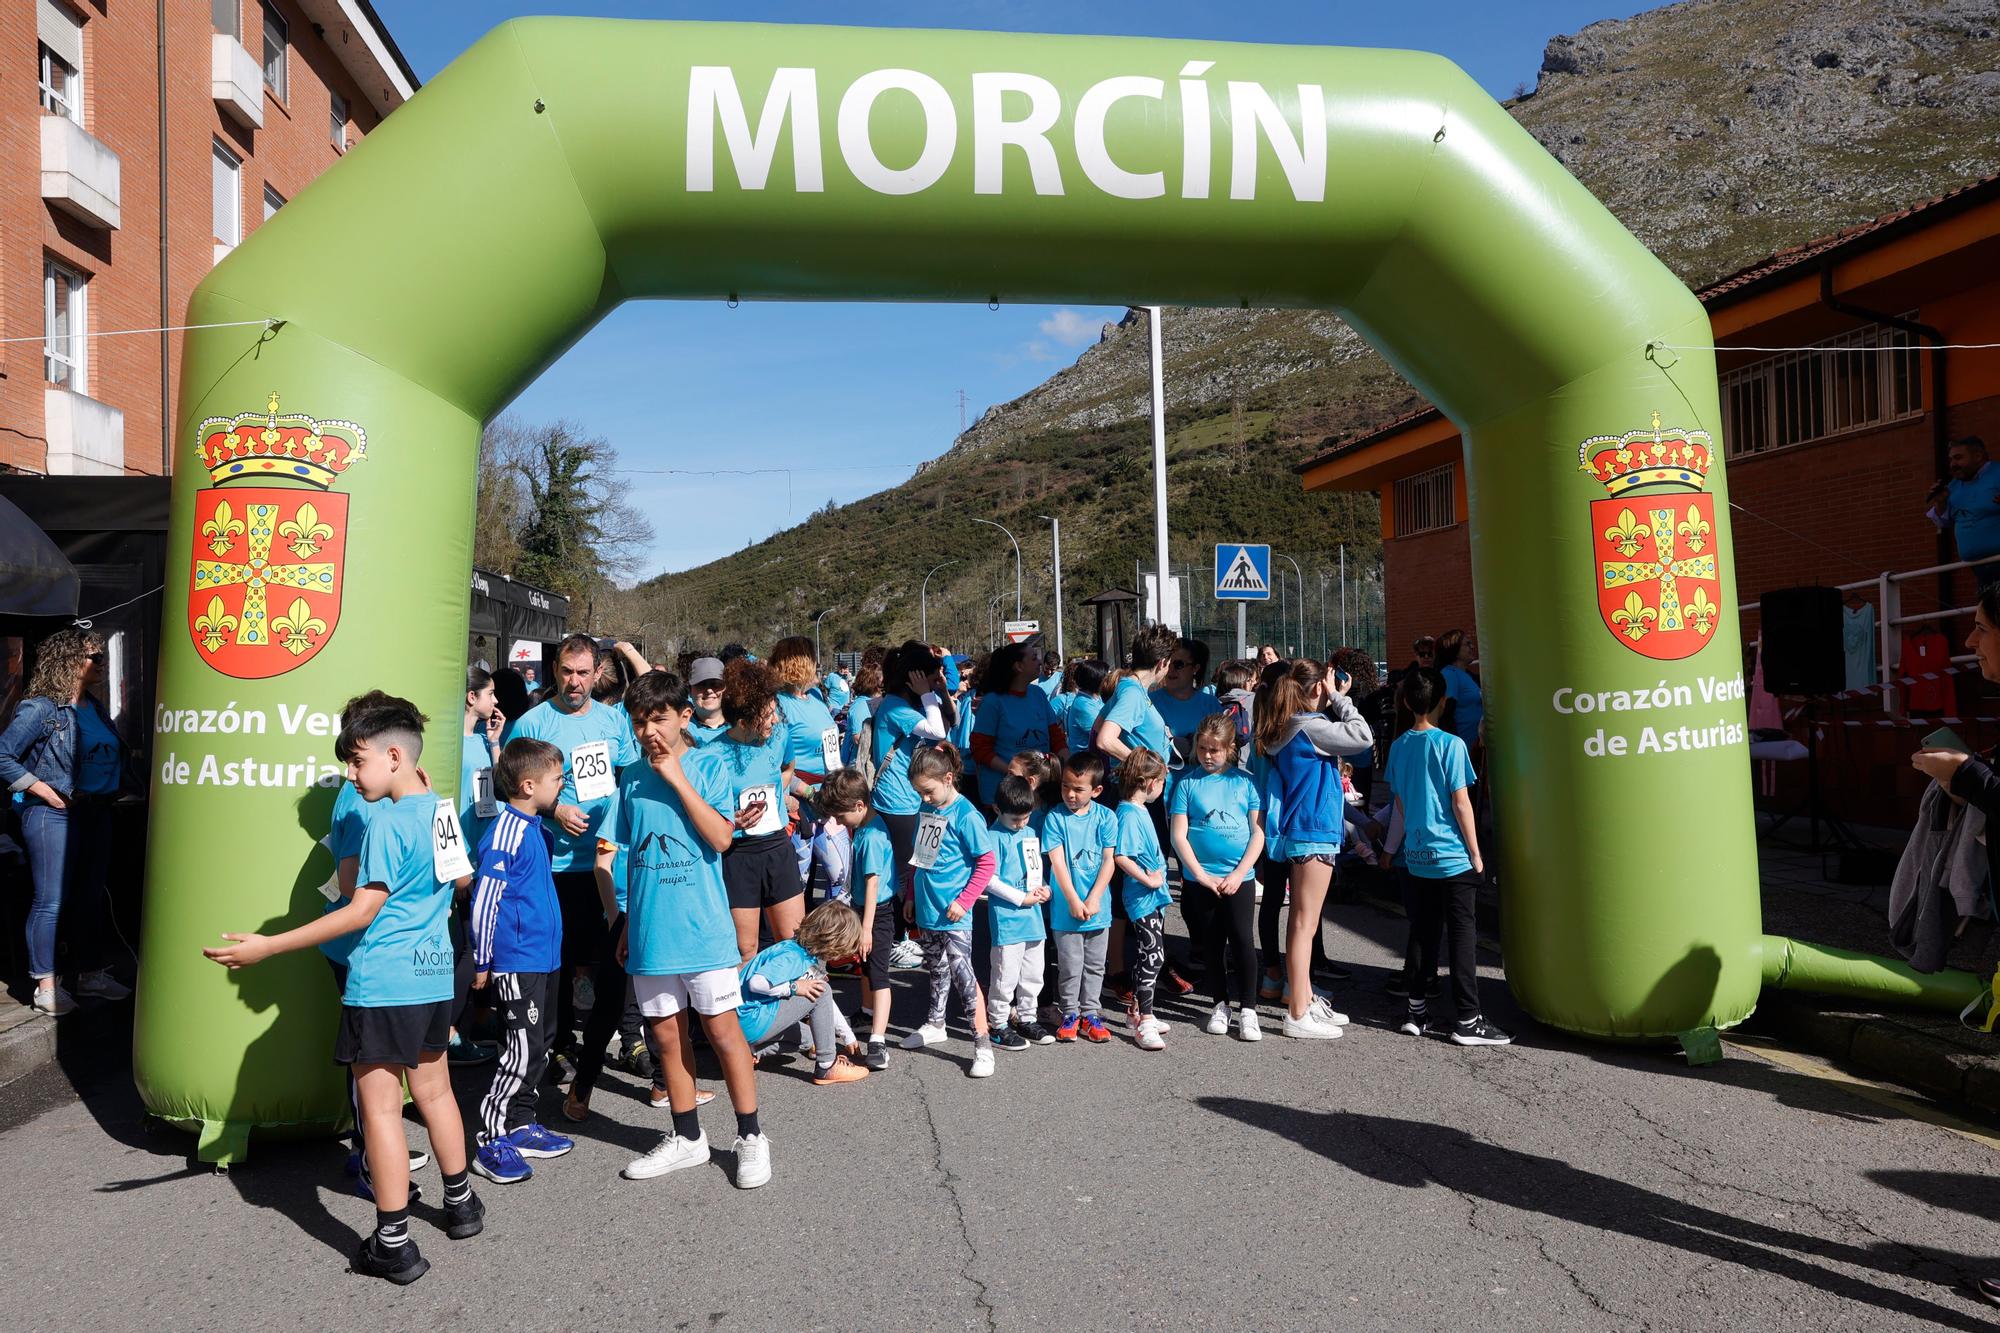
xmin=690 ymin=656 xmax=725 ymax=687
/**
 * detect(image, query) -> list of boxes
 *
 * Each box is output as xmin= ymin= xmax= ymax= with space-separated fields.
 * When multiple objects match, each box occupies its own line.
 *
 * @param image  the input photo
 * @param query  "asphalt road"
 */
xmin=5 ymin=894 xmax=1998 ymax=1331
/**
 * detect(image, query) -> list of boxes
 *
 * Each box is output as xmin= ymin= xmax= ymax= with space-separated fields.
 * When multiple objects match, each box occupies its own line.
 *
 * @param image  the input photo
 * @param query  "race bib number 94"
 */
xmin=572 ymin=739 xmax=614 ymax=802
xmin=911 ymin=812 xmax=947 ymax=870
xmin=432 ymin=799 xmax=473 ymax=882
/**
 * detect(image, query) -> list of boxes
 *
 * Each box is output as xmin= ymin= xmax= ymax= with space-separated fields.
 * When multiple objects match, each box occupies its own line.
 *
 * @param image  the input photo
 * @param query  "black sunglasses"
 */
xmin=86 ymin=652 xmax=106 ymax=663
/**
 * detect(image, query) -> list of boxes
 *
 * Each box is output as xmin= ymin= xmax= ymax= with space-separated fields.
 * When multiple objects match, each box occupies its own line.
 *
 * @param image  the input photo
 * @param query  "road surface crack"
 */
xmin=907 ymin=1064 xmax=999 ymax=1333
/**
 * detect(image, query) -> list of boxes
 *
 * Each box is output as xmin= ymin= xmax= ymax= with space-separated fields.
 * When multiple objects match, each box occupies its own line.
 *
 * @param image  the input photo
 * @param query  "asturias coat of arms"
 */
xmin=1581 ymin=413 xmax=1722 ymax=662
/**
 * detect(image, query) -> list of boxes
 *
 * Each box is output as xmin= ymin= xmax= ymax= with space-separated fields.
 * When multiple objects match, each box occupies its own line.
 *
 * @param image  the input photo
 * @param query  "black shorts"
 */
xmin=333 ymin=1000 xmax=453 ymax=1067
xmin=554 ymin=870 xmax=607 ymax=966
xmin=861 ymin=893 xmax=896 ymax=990
xmin=723 ymin=831 xmax=804 ymax=912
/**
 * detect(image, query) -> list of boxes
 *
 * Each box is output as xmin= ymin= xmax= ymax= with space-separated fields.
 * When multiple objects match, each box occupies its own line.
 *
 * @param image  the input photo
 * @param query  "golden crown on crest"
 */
xmin=194 ymin=392 xmax=369 ymax=491
xmin=1578 ymin=412 xmax=1714 ymax=497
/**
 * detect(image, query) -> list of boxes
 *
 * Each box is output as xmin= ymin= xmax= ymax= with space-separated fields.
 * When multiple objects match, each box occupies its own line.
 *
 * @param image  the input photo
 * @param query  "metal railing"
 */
xmin=1738 ymin=558 xmax=1984 ymax=717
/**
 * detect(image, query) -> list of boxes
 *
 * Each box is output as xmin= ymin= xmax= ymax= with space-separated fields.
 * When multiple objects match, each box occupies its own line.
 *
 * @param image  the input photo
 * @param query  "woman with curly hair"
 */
xmin=767 ymin=636 xmax=842 ymax=789
xmin=713 ymin=658 xmax=805 ymax=962
xmin=0 ymin=629 xmax=129 ymax=1014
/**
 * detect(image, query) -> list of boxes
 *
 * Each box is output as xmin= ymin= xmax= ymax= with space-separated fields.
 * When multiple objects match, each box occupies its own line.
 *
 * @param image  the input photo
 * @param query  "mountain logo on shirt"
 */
xmin=1580 ymin=413 xmax=1722 ymax=661
xmin=187 ymin=392 xmax=365 ymax=679
xmin=634 ymin=830 xmax=702 ymax=874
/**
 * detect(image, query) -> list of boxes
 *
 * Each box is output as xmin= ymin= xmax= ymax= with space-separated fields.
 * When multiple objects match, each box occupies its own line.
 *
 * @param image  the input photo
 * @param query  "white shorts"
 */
xmin=633 ymin=968 xmax=742 ymax=1019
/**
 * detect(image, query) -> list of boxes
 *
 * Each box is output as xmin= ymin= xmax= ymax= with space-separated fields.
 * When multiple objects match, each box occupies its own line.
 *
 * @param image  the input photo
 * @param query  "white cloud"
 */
xmin=1037 ymin=308 xmax=1099 ymax=347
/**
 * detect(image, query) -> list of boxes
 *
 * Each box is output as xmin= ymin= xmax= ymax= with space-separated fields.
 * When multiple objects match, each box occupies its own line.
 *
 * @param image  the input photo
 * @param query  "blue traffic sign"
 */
xmin=1214 ymin=543 xmax=1272 ymax=601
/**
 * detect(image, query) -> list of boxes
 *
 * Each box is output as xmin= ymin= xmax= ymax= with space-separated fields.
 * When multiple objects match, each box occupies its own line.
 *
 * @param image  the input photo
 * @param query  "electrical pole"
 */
xmin=958 ymin=389 xmax=968 ymax=434
xmin=1039 ymin=513 xmax=1064 ymax=663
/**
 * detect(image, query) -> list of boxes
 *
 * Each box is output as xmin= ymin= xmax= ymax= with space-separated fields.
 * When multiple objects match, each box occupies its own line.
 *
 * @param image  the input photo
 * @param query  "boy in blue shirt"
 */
xmin=1043 ymin=751 xmax=1119 ymax=1043
xmin=984 ymin=776 xmax=1054 ymax=1048
xmin=467 ymin=736 xmax=572 ymax=1185
xmin=816 ymin=768 xmax=898 ymax=1069
xmin=1383 ymin=668 xmax=1511 ymax=1048
xmin=1113 ymin=749 xmax=1172 ymax=1051
xmin=206 ymin=695 xmax=484 ymax=1284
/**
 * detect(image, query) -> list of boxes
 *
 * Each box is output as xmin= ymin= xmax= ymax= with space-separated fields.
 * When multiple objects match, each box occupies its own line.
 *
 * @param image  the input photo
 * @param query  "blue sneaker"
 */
xmin=507 ymin=1123 xmax=574 ymax=1160
xmin=471 ymin=1137 xmax=532 ymax=1184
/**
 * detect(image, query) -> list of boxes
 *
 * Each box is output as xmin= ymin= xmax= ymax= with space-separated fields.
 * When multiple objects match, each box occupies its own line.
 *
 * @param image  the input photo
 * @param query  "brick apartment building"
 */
xmin=4 ymin=0 xmax=415 ymax=478
xmin=1299 ymin=172 xmax=2000 ymax=819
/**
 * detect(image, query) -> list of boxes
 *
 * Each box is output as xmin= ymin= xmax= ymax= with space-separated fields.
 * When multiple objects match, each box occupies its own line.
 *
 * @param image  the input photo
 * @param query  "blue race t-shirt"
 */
xmin=777 ymin=691 xmax=841 ymax=777
xmin=911 ymin=795 xmax=993 ymax=933
xmin=852 ymin=815 xmax=896 ymax=905
xmin=1116 ymin=801 xmax=1170 ymax=920
xmin=458 ymin=730 xmax=499 ymax=855
xmin=1441 ymin=665 xmax=1484 ymax=748
xmin=1170 ymin=767 xmax=1261 ymax=878
xmin=1149 ymin=687 xmax=1220 ymax=785
xmin=611 ymin=750 xmax=740 ymax=976
xmin=321 ymin=780 xmax=376 ymax=965
xmin=870 ymin=696 xmax=928 ymax=816
xmin=1033 ymin=672 xmax=1063 ymax=701
xmin=736 ymin=940 xmax=816 ymax=1044
xmin=986 ymin=819 xmax=1047 ymax=946
xmin=345 ymin=794 xmax=457 ymax=1007
xmin=688 ymin=718 xmax=731 ymax=747
xmin=1385 ymin=726 xmax=1477 ymax=879
xmin=72 ymin=703 xmax=120 ymax=795
xmin=1102 ymin=677 xmax=1168 ymax=769
xmin=1065 ymin=692 xmax=1103 ymax=751
xmin=823 ymin=673 xmax=853 ymax=714
xmin=705 ymin=729 xmax=792 ymax=840
xmin=505 ymin=698 xmax=641 ymax=871
xmin=971 ymin=689 xmax=1058 ymax=806
xmin=1043 ymin=800 xmax=1118 ymax=932
xmin=1948 ymin=460 xmax=2000 ymax=562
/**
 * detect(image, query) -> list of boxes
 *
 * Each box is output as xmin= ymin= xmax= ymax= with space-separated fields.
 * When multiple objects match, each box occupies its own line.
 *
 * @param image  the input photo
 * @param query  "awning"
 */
xmin=0 ymin=491 xmax=81 ymax=617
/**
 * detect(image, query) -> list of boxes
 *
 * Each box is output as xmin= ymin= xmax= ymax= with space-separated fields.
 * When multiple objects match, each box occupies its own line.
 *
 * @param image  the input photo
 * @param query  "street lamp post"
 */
xmin=1038 ymin=513 xmax=1064 ymax=663
xmin=921 ymin=560 xmax=957 ymax=643
xmin=971 ymin=518 xmax=1022 ymax=619
xmin=1318 ymin=572 xmax=1330 ymax=660
xmin=812 ymin=607 xmax=833 ymax=662
xmin=1276 ymin=553 xmax=1303 ymax=657
xmin=1146 ymin=306 xmax=1174 ymax=631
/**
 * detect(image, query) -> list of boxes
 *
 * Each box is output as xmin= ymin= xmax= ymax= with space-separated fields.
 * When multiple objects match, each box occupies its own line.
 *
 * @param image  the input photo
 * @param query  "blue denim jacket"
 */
xmin=0 ymin=695 xmax=119 ymax=799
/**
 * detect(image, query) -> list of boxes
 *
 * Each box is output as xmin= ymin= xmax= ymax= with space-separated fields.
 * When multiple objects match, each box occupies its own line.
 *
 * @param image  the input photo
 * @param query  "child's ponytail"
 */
xmin=908 ymin=739 xmax=962 ymax=786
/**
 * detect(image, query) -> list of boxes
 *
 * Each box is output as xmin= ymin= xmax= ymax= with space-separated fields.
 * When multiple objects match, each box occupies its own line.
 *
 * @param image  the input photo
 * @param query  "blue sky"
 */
xmin=373 ymin=1 xmax=1652 ymax=576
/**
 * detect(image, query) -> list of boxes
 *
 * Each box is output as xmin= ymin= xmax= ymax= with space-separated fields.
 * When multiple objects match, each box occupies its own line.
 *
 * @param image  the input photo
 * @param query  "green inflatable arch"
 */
xmin=135 ymin=19 xmax=1973 ymax=1158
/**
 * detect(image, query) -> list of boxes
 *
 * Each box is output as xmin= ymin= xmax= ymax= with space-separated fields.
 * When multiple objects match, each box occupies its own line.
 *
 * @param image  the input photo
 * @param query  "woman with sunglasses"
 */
xmin=0 ymin=629 xmax=130 ymax=1015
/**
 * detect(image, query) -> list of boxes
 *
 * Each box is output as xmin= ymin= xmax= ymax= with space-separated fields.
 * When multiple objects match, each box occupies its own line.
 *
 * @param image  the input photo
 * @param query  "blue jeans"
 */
xmin=20 ymin=800 xmax=113 ymax=980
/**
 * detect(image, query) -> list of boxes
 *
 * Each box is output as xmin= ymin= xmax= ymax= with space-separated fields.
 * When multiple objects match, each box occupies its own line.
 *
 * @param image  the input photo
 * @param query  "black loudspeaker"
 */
xmin=1760 ymin=585 xmax=1845 ymax=696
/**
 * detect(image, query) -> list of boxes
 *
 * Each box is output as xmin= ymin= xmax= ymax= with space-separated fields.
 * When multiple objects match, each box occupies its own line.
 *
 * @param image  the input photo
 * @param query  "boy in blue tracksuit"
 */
xmin=468 ymin=737 xmax=572 ymax=1184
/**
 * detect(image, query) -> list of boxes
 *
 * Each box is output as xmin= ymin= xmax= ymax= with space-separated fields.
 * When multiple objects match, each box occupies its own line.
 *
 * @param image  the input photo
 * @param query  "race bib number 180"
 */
xmin=432 ymin=799 xmax=473 ymax=882
xmin=571 ymin=739 xmax=614 ymax=802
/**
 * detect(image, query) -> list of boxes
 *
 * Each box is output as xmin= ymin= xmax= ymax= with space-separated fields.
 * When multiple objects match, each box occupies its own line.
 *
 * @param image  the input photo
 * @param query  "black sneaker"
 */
xmin=442 ymin=1190 xmax=485 ymax=1240
xmin=993 ymin=1025 xmax=1030 ymax=1051
xmin=864 ymin=1040 xmax=890 ymax=1071
xmin=1018 ymin=1020 xmax=1057 ymax=1045
xmin=616 ymin=1043 xmax=656 ymax=1080
xmin=1396 ymin=1006 xmax=1426 ymax=1037
xmin=351 ymin=1235 xmax=429 ymax=1285
xmin=1975 ymin=1276 xmax=2000 ymax=1306
xmin=1451 ymin=1016 xmax=1514 ymax=1047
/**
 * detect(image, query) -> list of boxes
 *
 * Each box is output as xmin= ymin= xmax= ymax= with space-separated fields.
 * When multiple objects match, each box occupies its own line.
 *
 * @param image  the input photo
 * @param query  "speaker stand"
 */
xmin=1762 ymin=698 xmax=1858 ymax=854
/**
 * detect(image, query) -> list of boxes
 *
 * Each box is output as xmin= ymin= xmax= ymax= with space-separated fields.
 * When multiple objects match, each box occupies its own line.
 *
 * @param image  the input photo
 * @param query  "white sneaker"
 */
xmin=900 ymin=1023 xmax=947 ymax=1050
xmin=1136 ymin=1017 xmax=1166 ymax=1052
xmin=1238 ymin=1009 xmax=1263 ymax=1042
xmin=622 ymin=1132 xmax=709 ymax=1181
xmin=1307 ymin=996 xmax=1350 ymax=1027
xmin=31 ymin=985 xmax=75 ymax=1016
xmin=1282 ymin=1011 xmax=1344 ymax=1040
xmin=1205 ymin=1002 xmax=1231 ymax=1036
xmin=969 ymin=1047 xmax=995 ymax=1078
xmin=75 ymin=970 xmax=130 ymax=1001
xmin=732 ymin=1133 xmax=772 ymax=1189
xmin=888 ymin=939 xmax=924 ymax=969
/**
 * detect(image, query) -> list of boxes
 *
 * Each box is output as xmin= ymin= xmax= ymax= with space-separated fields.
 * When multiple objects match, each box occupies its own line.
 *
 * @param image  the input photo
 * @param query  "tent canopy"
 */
xmin=0 ymin=491 xmax=81 ymax=618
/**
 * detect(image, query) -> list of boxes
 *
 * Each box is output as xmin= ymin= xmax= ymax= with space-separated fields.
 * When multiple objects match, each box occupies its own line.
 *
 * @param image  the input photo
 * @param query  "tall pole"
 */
xmin=1236 ymin=602 xmax=1248 ymax=660
xmin=1147 ymin=306 xmax=1174 ymax=631
xmin=921 ymin=559 xmax=957 ymax=643
xmin=971 ymin=518 xmax=1022 ymax=618
xmin=1339 ymin=545 xmax=1348 ymax=646
xmin=1276 ymin=553 xmax=1303 ymax=658
xmin=1318 ymin=572 xmax=1329 ymax=659
xmin=1039 ymin=514 xmax=1064 ymax=663
xmin=813 ymin=607 xmax=832 ymax=661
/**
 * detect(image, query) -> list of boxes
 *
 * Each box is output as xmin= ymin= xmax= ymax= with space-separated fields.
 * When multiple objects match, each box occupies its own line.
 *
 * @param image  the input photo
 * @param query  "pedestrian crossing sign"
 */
xmin=1214 ymin=543 xmax=1271 ymax=600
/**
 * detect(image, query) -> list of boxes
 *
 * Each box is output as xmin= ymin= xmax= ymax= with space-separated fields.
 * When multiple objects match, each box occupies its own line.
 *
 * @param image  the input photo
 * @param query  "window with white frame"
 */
xmin=263 ymin=184 xmax=285 ymax=221
xmin=213 ymin=140 xmax=242 ymax=249
xmin=330 ymin=90 xmax=348 ymax=151
xmin=1393 ymin=463 xmax=1456 ymax=537
xmin=1721 ymin=319 xmax=1924 ymax=458
xmin=39 ymin=1 xmax=85 ymax=122
xmin=44 ymin=259 xmax=87 ymax=391
xmin=212 ymin=0 xmax=239 ymax=39
xmin=260 ymin=1 xmax=288 ymax=100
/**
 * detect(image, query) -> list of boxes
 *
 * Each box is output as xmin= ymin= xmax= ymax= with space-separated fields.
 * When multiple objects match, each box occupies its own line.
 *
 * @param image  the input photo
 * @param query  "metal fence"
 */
xmin=1139 ymin=547 xmax=1385 ymax=666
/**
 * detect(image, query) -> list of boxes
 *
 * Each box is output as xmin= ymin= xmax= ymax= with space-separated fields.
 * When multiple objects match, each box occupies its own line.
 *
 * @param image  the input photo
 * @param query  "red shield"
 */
xmin=1592 ymin=493 xmax=1722 ymax=662
xmin=188 ymin=488 xmax=346 ymax=679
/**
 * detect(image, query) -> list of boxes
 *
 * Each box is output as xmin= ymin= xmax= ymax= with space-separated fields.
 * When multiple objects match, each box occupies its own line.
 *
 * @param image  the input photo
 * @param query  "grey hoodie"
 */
xmin=1276 ymin=694 xmax=1376 ymax=758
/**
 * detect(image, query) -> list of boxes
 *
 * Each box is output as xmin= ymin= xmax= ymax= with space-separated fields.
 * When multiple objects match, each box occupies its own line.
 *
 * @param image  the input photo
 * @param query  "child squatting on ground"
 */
xmin=205 ymin=693 xmax=484 ymax=1285
xmin=738 ymin=900 xmax=871 ymax=1084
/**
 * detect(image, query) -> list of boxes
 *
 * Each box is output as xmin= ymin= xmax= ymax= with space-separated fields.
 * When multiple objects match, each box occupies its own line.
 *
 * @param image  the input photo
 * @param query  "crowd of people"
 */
xmin=187 ymin=619 xmax=1501 ymax=1284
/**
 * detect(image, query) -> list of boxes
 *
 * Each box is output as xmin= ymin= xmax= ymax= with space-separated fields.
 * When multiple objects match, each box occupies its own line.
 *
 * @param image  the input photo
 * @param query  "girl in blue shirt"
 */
xmin=1062 ymin=658 xmax=1108 ymax=759
xmin=1435 ymin=628 xmax=1484 ymax=751
xmin=970 ymin=643 xmax=1067 ymax=809
xmin=868 ymin=641 xmax=955 ymax=907
xmin=1113 ymin=748 xmax=1171 ymax=1051
xmin=1170 ymin=712 xmax=1266 ymax=1041
xmin=898 ymin=742 xmax=996 ymax=1079
xmin=711 ymin=660 xmax=804 ymax=963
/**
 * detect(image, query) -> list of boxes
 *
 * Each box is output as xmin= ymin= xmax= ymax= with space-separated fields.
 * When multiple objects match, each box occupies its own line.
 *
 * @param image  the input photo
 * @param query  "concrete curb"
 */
xmin=0 ymin=1010 xmax=58 ymax=1089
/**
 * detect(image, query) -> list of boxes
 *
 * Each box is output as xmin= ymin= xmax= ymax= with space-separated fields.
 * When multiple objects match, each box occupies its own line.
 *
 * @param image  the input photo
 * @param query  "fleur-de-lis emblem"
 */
xmin=193 ymin=595 xmax=239 ymax=653
xmin=1676 ymin=505 xmax=1711 ymax=555
xmin=271 ymin=598 xmax=328 ymax=656
xmin=1611 ymin=592 xmax=1657 ymax=642
xmin=1685 ymin=586 xmax=1718 ymax=636
xmin=1603 ymin=507 xmax=1652 ymax=558
xmin=1649 ymin=439 xmax=1667 ymax=465
xmin=278 ymin=502 xmax=334 ymax=558
xmin=201 ymin=500 xmax=245 ymax=555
